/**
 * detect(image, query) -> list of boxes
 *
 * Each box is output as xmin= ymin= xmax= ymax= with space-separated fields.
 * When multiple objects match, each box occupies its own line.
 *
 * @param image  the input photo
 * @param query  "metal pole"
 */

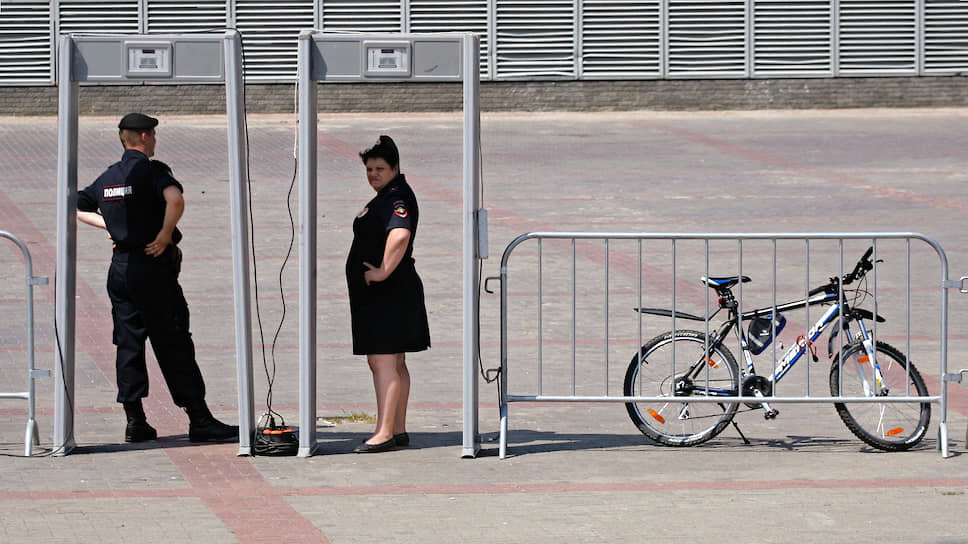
xmin=54 ymin=34 xmax=78 ymax=456
xmin=23 ymin=234 xmax=46 ymax=456
xmin=461 ymin=33 xmax=482 ymax=458
xmin=938 ymin=244 xmax=950 ymax=457
xmin=223 ymin=30 xmax=255 ymax=456
xmin=297 ymin=30 xmax=319 ymax=458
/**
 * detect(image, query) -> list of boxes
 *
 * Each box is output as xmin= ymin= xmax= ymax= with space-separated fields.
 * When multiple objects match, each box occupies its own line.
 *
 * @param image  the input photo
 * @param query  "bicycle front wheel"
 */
xmin=829 ymin=340 xmax=931 ymax=451
xmin=623 ymin=330 xmax=740 ymax=446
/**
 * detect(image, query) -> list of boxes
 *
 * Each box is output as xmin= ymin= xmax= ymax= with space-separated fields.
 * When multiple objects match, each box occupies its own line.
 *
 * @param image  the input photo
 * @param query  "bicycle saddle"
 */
xmin=700 ymin=276 xmax=751 ymax=289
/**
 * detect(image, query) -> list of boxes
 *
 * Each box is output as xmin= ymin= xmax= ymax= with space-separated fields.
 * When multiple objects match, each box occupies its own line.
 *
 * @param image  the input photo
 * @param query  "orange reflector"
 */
xmin=648 ymin=409 xmax=666 ymax=424
xmin=886 ymin=427 xmax=904 ymax=436
xmin=707 ymin=358 xmax=719 ymax=369
xmin=858 ymin=356 xmax=870 ymax=363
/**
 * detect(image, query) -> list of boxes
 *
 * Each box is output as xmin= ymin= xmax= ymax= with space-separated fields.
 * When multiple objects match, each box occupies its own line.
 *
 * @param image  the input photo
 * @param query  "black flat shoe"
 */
xmin=393 ymin=432 xmax=410 ymax=447
xmin=353 ymin=437 xmax=396 ymax=453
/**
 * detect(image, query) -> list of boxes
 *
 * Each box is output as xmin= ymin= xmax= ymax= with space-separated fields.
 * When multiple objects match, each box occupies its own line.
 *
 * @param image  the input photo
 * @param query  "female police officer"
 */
xmin=346 ymin=135 xmax=431 ymax=453
xmin=76 ymin=113 xmax=237 ymax=444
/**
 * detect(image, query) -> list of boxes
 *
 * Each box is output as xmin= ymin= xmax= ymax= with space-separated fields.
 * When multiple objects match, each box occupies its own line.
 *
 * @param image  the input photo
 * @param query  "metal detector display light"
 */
xmin=124 ymin=42 xmax=172 ymax=78
xmin=364 ymin=41 xmax=411 ymax=77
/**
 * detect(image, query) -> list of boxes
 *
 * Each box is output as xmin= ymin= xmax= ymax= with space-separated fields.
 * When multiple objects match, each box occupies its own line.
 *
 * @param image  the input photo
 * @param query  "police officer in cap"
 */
xmin=76 ymin=113 xmax=238 ymax=443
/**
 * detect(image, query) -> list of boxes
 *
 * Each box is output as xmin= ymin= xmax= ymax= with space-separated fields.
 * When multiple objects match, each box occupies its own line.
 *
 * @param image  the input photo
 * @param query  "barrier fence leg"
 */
xmin=499 ymin=403 xmax=508 ymax=459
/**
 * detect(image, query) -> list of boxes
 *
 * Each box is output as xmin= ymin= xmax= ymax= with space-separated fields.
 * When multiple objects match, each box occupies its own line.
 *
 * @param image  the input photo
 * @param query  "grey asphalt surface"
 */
xmin=1 ymin=109 xmax=968 ymax=543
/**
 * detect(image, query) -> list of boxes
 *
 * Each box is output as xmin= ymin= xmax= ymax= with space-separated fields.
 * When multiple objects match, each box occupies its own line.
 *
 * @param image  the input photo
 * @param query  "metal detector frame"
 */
xmin=54 ymin=30 xmax=256 ymax=456
xmin=295 ymin=31 xmax=483 ymax=457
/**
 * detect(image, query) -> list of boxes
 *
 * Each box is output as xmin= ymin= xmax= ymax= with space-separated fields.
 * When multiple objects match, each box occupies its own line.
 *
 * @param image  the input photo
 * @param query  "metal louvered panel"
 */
xmin=495 ymin=1 xmax=575 ymax=79
xmin=668 ymin=1 xmax=746 ymax=77
xmin=321 ymin=0 xmax=402 ymax=32
xmin=410 ymin=0 xmax=489 ymax=76
xmin=58 ymin=0 xmax=140 ymax=34
xmin=235 ymin=0 xmax=314 ymax=81
xmin=838 ymin=0 xmax=917 ymax=74
xmin=581 ymin=1 xmax=661 ymax=79
xmin=146 ymin=0 xmax=227 ymax=34
xmin=924 ymin=0 xmax=968 ymax=73
xmin=753 ymin=0 xmax=831 ymax=76
xmin=0 ymin=0 xmax=52 ymax=84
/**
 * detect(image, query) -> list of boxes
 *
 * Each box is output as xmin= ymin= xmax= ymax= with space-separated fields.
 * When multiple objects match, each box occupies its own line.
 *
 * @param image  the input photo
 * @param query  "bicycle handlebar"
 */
xmin=843 ymin=246 xmax=875 ymax=285
xmin=813 ymin=246 xmax=874 ymax=295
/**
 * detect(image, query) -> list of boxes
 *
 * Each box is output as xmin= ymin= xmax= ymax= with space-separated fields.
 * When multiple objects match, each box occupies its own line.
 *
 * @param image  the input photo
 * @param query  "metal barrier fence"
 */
xmin=0 ymin=231 xmax=49 ymax=456
xmin=490 ymin=232 xmax=967 ymax=459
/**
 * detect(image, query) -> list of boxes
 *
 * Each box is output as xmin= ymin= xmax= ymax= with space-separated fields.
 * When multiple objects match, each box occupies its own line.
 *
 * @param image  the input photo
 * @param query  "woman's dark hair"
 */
xmin=360 ymin=135 xmax=399 ymax=168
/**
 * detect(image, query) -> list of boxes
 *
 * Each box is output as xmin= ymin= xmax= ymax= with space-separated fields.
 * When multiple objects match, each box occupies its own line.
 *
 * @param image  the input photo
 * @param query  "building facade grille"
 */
xmin=0 ymin=0 xmax=965 ymax=84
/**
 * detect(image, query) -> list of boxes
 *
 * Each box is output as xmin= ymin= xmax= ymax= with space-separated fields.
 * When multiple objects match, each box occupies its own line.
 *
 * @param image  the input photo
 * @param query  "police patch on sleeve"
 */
xmin=392 ymin=200 xmax=408 ymax=218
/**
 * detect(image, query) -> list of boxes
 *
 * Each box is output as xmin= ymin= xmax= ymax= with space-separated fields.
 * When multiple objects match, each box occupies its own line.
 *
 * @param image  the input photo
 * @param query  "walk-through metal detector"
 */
xmin=54 ymin=30 xmax=256 ymax=455
xmin=296 ymin=31 xmax=484 ymax=457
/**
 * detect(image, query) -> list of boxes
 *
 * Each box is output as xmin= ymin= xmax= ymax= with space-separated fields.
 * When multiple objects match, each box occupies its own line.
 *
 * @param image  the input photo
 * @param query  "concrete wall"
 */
xmin=2 ymin=76 xmax=966 ymax=116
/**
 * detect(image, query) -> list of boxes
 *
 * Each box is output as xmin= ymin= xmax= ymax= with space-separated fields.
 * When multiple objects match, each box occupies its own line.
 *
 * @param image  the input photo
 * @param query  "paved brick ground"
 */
xmin=1 ymin=110 xmax=967 ymax=543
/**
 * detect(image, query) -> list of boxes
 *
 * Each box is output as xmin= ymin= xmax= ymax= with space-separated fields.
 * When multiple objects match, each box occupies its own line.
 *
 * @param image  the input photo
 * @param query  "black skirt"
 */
xmin=347 ymin=262 xmax=431 ymax=355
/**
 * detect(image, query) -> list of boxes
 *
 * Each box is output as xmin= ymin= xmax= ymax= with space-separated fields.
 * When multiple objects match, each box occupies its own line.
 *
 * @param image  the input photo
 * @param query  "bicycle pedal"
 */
xmin=763 ymin=409 xmax=779 ymax=420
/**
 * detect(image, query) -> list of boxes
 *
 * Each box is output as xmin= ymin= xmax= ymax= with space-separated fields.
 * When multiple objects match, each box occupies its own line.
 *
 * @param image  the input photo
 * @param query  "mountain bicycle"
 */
xmin=623 ymin=247 xmax=931 ymax=451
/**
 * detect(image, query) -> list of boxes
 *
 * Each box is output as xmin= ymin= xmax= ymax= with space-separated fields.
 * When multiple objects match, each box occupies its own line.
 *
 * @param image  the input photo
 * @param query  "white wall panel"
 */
xmin=410 ymin=0 xmax=489 ymax=75
xmin=0 ymin=0 xmax=52 ymax=83
xmin=146 ymin=0 xmax=228 ymax=33
xmin=924 ymin=0 xmax=968 ymax=73
xmin=753 ymin=0 xmax=831 ymax=76
xmin=839 ymin=0 xmax=917 ymax=74
xmin=581 ymin=1 xmax=661 ymax=78
xmin=235 ymin=0 xmax=314 ymax=81
xmin=495 ymin=1 xmax=575 ymax=78
xmin=321 ymin=0 xmax=402 ymax=32
xmin=58 ymin=0 xmax=140 ymax=33
xmin=668 ymin=1 xmax=747 ymax=77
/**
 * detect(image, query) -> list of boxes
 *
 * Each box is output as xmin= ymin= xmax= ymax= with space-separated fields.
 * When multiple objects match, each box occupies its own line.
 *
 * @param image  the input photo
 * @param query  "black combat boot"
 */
xmin=123 ymin=400 xmax=157 ymax=443
xmin=185 ymin=400 xmax=239 ymax=442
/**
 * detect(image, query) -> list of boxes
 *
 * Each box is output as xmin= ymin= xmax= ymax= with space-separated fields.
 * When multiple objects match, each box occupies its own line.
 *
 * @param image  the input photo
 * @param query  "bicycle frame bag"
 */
xmin=747 ymin=313 xmax=786 ymax=355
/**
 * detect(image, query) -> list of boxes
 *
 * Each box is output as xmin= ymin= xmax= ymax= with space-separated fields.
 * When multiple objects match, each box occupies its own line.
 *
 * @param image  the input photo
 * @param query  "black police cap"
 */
xmin=118 ymin=113 xmax=158 ymax=131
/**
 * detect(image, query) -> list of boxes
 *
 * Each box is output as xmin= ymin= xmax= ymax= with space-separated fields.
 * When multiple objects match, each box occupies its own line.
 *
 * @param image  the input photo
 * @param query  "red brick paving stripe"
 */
xmin=164 ymin=444 xmax=329 ymax=543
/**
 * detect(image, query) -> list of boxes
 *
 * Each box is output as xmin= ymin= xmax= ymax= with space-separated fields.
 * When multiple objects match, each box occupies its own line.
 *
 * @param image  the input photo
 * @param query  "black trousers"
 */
xmin=106 ymin=246 xmax=205 ymax=407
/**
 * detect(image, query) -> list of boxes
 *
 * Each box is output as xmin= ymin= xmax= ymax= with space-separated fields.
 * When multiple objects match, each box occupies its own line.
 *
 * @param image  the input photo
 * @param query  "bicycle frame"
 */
xmin=668 ymin=287 xmax=888 ymax=405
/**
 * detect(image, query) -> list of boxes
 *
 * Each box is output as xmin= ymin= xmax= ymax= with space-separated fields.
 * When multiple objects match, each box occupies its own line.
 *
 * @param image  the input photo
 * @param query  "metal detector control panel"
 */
xmin=364 ymin=41 xmax=411 ymax=77
xmin=69 ymin=34 xmax=224 ymax=82
xmin=309 ymin=33 xmax=463 ymax=82
xmin=124 ymin=42 xmax=172 ymax=78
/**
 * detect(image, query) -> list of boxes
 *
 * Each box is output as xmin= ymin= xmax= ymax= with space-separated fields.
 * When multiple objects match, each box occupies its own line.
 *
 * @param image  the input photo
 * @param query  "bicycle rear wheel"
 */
xmin=623 ymin=330 xmax=740 ymax=446
xmin=829 ymin=340 xmax=930 ymax=451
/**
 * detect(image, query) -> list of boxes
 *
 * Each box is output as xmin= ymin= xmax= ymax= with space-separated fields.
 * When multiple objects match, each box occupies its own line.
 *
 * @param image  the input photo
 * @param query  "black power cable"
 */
xmin=232 ymin=28 xmax=298 ymax=455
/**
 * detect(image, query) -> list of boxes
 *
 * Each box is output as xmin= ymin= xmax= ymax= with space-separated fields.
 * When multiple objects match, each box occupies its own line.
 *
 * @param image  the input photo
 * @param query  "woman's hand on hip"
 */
xmin=363 ymin=228 xmax=411 ymax=285
xmin=363 ymin=262 xmax=385 ymax=285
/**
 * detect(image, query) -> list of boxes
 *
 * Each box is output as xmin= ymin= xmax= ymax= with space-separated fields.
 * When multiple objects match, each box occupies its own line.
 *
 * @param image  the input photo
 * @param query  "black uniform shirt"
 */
xmin=78 ymin=149 xmax=183 ymax=250
xmin=346 ymin=173 xmax=419 ymax=295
